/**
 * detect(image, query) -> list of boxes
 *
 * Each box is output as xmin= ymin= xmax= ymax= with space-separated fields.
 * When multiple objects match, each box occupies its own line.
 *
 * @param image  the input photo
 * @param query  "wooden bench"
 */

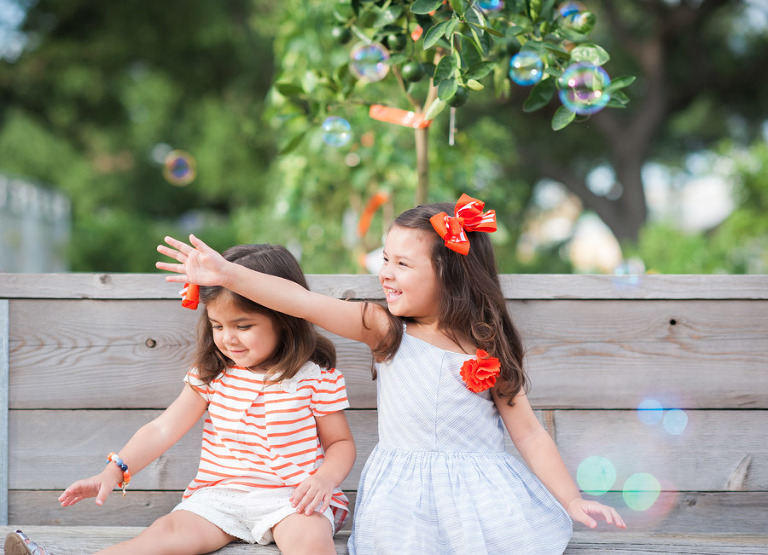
xmin=2 ymin=273 xmax=767 ymax=553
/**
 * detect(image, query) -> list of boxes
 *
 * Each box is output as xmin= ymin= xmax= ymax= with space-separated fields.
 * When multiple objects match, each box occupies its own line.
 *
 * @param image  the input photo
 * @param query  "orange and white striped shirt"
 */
xmin=183 ymin=361 xmax=350 ymax=527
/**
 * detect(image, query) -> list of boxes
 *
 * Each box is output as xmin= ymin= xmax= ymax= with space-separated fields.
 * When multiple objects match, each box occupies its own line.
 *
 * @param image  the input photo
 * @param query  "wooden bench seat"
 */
xmin=2 ymin=273 xmax=767 ymax=553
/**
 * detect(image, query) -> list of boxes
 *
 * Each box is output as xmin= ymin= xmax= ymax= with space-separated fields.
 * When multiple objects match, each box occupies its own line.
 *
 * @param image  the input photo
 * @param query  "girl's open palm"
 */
xmin=156 ymin=234 xmax=228 ymax=286
xmin=58 ymin=472 xmax=119 ymax=508
xmin=567 ymin=498 xmax=626 ymax=529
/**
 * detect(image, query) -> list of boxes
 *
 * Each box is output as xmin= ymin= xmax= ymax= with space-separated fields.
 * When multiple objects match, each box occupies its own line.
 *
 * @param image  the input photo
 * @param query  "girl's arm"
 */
xmin=59 ymin=384 xmax=207 ymax=507
xmin=289 ymin=411 xmax=356 ymax=515
xmin=157 ymin=234 xmax=390 ymax=349
xmin=493 ymin=390 xmax=626 ymax=529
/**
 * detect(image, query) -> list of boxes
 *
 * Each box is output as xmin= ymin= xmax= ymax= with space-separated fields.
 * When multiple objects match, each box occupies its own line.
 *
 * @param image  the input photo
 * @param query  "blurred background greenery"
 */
xmin=1 ymin=0 xmax=766 ymax=274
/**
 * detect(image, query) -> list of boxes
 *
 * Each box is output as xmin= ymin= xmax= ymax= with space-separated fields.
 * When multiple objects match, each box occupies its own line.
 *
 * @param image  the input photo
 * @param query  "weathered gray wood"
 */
xmin=9 ymin=409 xmax=768 ymax=492
xmin=0 ymin=300 xmax=8 ymax=525
xmin=2 ymin=273 xmax=768 ymax=300
xmin=2 ymin=526 xmax=767 ymax=554
xmin=9 ymin=298 xmax=768 ymax=410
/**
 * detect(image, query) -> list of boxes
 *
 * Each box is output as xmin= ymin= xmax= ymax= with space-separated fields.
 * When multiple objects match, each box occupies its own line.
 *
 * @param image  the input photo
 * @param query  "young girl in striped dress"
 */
xmin=9 ymin=244 xmax=355 ymax=555
xmin=156 ymin=194 xmax=625 ymax=555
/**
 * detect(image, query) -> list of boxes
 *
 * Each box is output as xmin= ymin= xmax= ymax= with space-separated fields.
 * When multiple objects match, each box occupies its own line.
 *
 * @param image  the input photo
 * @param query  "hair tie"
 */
xmin=429 ymin=193 xmax=497 ymax=255
xmin=180 ymin=283 xmax=199 ymax=310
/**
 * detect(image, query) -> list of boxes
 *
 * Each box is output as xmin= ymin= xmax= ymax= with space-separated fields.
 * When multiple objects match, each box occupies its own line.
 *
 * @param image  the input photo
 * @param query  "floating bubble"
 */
xmin=558 ymin=63 xmax=611 ymax=115
xmin=612 ymin=258 xmax=645 ymax=289
xmin=557 ymin=2 xmax=592 ymax=33
xmin=637 ymin=398 xmax=664 ymax=426
xmin=349 ymin=42 xmax=390 ymax=82
xmin=477 ymin=0 xmax=504 ymax=12
xmin=558 ymin=1 xmax=585 ymax=18
xmin=163 ymin=150 xmax=196 ymax=186
xmin=623 ymin=472 xmax=661 ymax=511
xmin=576 ymin=455 xmax=616 ymax=495
xmin=509 ymin=52 xmax=544 ymax=86
xmin=663 ymin=409 xmax=688 ymax=435
xmin=321 ymin=116 xmax=352 ymax=147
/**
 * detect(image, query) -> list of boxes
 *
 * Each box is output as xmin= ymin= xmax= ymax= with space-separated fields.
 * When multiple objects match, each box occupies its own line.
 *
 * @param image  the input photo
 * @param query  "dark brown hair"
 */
xmin=192 ymin=244 xmax=336 ymax=384
xmin=370 ymin=202 xmax=528 ymax=403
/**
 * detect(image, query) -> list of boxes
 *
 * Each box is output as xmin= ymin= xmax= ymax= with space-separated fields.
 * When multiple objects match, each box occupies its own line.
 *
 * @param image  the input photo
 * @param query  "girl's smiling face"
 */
xmin=379 ymin=226 xmax=442 ymax=324
xmin=206 ymin=293 xmax=280 ymax=370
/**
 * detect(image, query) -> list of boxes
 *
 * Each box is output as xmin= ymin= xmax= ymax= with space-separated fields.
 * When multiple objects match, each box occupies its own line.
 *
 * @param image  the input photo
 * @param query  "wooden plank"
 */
xmin=8 ymin=409 xmax=379 ymax=491
xmin=9 ymin=409 xmax=768 ymax=493
xmin=3 ymin=273 xmax=768 ymax=300
xmin=0 ymin=300 xmax=8 ymax=525
xmin=9 ymin=298 xmax=767 ymax=410
xmin=1 ymin=526 xmax=767 ymax=554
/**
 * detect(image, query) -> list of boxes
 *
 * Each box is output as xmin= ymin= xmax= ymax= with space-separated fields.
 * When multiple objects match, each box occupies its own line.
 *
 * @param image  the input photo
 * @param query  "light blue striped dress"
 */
xmin=348 ymin=330 xmax=573 ymax=554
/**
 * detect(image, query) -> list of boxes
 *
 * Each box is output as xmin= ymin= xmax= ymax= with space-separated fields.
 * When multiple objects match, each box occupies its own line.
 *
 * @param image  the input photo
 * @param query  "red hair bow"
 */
xmin=429 ymin=193 xmax=497 ymax=255
xmin=180 ymin=283 xmax=199 ymax=310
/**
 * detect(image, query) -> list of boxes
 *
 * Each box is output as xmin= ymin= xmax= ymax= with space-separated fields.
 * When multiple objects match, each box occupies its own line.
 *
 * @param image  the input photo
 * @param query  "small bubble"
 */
xmin=477 ymin=0 xmax=504 ymax=12
xmin=663 ymin=409 xmax=688 ymax=435
xmin=163 ymin=150 xmax=196 ymax=186
xmin=349 ymin=42 xmax=390 ymax=82
xmin=637 ymin=398 xmax=664 ymax=426
xmin=558 ymin=63 xmax=611 ymax=115
xmin=509 ymin=52 xmax=544 ymax=86
xmin=321 ymin=117 xmax=352 ymax=147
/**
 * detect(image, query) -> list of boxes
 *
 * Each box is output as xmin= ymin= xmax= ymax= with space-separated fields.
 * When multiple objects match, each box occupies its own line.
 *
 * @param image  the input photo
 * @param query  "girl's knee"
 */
xmin=273 ymin=512 xmax=335 ymax=555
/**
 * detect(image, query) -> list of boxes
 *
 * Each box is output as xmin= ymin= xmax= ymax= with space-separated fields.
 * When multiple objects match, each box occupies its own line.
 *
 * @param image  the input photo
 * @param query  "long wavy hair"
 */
xmin=368 ymin=202 xmax=528 ymax=403
xmin=192 ymin=244 xmax=336 ymax=384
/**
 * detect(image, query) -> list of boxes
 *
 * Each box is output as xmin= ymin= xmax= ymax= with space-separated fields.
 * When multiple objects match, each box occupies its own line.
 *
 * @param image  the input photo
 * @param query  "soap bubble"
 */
xmin=349 ymin=42 xmax=390 ymax=82
xmin=558 ymin=1 xmax=585 ymax=18
xmin=321 ymin=116 xmax=352 ymax=147
xmin=663 ymin=409 xmax=688 ymax=435
xmin=477 ymin=0 xmax=504 ymax=12
xmin=557 ymin=2 xmax=592 ymax=33
xmin=576 ymin=455 xmax=616 ymax=495
xmin=623 ymin=473 xmax=661 ymax=511
xmin=558 ymin=63 xmax=611 ymax=115
xmin=637 ymin=398 xmax=664 ymax=426
xmin=509 ymin=52 xmax=544 ymax=86
xmin=163 ymin=150 xmax=196 ymax=186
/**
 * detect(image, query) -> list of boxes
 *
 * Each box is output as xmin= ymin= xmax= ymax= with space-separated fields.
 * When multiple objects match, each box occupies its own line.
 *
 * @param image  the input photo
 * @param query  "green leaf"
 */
xmin=552 ymin=106 xmax=576 ymax=130
xmin=275 ymin=82 xmax=304 ymax=97
xmin=476 ymin=25 xmax=504 ymax=38
xmin=424 ymin=97 xmax=447 ymax=119
xmin=466 ymin=78 xmax=484 ymax=91
xmin=373 ymin=6 xmax=404 ymax=27
xmin=449 ymin=0 xmax=465 ymax=16
xmin=570 ymin=43 xmax=610 ymax=66
xmin=279 ymin=128 xmax=308 ymax=155
xmin=438 ymin=78 xmax=458 ymax=100
xmin=522 ymin=77 xmax=555 ymax=112
xmin=464 ymin=61 xmax=495 ymax=80
xmin=411 ymin=0 xmax=444 ymax=15
xmin=606 ymin=90 xmax=630 ymax=106
xmin=433 ymin=56 xmax=456 ymax=83
xmin=445 ymin=17 xmax=459 ymax=41
xmin=604 ymin=75 xmax=637 ymax=92
xmin=423 ymin=20 xmax=452 ymax=49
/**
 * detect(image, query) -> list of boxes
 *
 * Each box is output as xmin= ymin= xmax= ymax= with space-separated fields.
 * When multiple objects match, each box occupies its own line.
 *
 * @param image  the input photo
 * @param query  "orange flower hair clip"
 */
xmin=460 ymin=349 xmax=501 ymax=393
xmin=429 ymin=193 xmax=497 ymax=255
xmin=180 ymin=283 xmax=199 ymax=310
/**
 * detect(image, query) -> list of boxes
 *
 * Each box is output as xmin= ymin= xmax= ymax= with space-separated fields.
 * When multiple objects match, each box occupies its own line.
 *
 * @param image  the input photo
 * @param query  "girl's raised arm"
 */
xmin=157 ymin=235 xmax=389 ymax=349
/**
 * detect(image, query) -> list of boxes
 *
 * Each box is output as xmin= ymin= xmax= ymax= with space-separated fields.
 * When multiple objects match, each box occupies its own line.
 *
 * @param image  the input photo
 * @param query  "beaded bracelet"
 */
xmin=107 ymin=452 xmax=131 ymax=496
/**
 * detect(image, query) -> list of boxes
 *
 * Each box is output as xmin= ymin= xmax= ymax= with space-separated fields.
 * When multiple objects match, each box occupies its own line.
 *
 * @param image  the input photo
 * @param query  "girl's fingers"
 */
xmin=163 ymin=235 xmax=195 ymax=254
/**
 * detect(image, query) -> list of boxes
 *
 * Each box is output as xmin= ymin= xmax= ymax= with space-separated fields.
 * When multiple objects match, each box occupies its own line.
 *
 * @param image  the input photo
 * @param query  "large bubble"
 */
xmin=558 ymin=63 xmax=611 ymax=115
xmin=349 ymin=42 xmax=390 ymax=82
xmin=623 ymin=472 xmax=661 ymax=511
xmin=321 ymin=116 xmax=352 ymax=147
xmin=509 ymin=52 xmax=544 ymax=86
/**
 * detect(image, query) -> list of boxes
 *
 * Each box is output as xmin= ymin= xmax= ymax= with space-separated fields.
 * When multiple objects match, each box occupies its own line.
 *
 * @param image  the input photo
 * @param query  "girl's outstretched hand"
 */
xmin=567 ymin=497 xmax=627 ymax=529
xmin=58 ymin=469 xmax=121 ymax=507
xmin=156 ymin=234 xmax=229 ymax=287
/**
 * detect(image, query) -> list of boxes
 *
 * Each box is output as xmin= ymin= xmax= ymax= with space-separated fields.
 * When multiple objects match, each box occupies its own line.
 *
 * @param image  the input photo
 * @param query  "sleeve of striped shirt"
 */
xmin=183 ymin=367 xmax=212 ymax=402
xmin=310 ymin=367 xmax=350 ymax=416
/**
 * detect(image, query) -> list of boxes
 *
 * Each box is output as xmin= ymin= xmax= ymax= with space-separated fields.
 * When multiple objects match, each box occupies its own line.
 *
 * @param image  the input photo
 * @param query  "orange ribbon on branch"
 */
xmin=429 ymin=193 xmax=497 ymax=255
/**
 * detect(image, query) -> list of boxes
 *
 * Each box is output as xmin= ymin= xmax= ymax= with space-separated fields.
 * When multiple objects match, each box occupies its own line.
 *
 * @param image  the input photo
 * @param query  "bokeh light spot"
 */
xmin=623 ymin=473 xmax=661 ymax=511
xmin=321 ymin=116 xmax=352 ymax=147
xmin=577 ymin=455 xmax=616 ymax=495
xmin=478 ymin=0 xmax=504 ymax=12
xmin=637 ymin=398 xmax=664 ymax=425
xmin=663 ymin=408 xmax=689 ymax=435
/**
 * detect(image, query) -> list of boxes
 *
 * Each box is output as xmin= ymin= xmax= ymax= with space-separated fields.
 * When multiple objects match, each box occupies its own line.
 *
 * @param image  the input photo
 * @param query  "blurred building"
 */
xmin=0 ymin=174 xmax=71 ymax=272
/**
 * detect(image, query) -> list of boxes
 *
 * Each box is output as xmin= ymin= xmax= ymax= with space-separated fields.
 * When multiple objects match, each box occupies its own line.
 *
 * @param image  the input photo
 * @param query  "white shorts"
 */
xmin=172 ymin=486 xmax=335 ymax=545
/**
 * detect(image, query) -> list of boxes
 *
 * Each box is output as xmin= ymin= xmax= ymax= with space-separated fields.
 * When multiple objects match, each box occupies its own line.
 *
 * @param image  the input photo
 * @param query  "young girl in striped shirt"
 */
xmin=156 ymin=194 xmax=625 ymax=555
xmin=15 ymin=244 xmax=355 ymax=555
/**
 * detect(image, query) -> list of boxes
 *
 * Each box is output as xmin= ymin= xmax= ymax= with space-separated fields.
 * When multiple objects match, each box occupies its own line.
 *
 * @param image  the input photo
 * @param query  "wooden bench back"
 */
xmin=2 ymin=273 xmax=767 ymax=533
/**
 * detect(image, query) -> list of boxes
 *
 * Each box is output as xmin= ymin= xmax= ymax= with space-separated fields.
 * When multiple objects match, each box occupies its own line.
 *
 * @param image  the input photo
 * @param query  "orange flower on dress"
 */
xmin=460 ymin=349 xmax=501 ymax=393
